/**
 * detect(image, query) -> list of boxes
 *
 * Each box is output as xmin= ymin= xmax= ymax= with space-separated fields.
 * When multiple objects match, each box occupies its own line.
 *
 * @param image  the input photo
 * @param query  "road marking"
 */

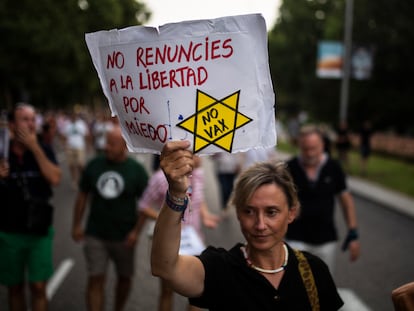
xmin=339 ymin=288 xmax=371 ymax=311
xmin=46 ymin=258 xmax=75 ymax=300
xmin=38 ymin=254 xmax=371 ymax=309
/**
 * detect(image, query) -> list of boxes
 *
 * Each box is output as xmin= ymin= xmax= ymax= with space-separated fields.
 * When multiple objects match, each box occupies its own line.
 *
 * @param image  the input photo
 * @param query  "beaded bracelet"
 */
xmin=165 ymin=191 xmax=189 ymax=219
xmin=167 ymin=191 xmax=187 ymax=204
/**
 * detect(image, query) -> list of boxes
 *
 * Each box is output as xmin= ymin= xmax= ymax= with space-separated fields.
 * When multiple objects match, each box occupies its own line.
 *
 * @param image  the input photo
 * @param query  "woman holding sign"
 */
xmin=151 ymin=140 xmax=343 ymax=311
xmin=139 ymin=154 xmax=219 ymax=311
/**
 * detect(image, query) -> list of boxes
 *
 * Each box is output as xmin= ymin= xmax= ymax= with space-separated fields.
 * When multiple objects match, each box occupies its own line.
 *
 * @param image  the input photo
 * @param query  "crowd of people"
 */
xmin=0 ymin=103 xmax=374 ymax=311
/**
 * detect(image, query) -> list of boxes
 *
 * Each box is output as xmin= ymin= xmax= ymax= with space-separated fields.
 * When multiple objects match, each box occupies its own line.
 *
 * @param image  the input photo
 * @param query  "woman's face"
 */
xmin=236 ymin=183 xmax=297 ymax=252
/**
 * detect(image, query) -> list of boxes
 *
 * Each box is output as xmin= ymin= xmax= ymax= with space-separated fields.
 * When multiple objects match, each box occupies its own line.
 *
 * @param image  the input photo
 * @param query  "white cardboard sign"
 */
xmin=86 ymin=13 xmax=276 ymax=154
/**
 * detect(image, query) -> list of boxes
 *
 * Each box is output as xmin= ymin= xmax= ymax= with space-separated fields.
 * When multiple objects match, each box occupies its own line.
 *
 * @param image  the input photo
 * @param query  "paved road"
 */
xmin=1 ymin=153 xmax=413 ymax=310
xmin=335 ymin=193 xmax=414 ymax=311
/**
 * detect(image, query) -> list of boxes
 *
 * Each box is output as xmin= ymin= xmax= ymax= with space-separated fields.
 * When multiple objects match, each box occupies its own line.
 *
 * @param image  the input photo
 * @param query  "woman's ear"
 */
xmin=288 ymin=204 xmax=300 ymax=224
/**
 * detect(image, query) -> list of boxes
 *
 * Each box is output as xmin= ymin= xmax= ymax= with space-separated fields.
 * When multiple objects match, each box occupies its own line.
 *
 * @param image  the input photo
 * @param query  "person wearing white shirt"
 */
xmin=63 ymin=113 xmax=89 ymax=189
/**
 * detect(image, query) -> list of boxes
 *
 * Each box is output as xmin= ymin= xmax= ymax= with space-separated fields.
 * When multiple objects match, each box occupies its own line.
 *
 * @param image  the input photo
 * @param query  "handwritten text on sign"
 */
xmin=86 ymin=14 xmax=276 ymax=154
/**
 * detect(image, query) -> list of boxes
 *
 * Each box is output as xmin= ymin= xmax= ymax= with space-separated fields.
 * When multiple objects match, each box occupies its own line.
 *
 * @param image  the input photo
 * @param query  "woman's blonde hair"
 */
xmin=231 ymin=161 xmax=300 ymax=211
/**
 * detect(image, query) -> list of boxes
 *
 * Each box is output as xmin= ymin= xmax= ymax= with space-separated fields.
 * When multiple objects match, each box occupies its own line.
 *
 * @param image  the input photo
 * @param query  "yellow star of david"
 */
xmin=177 ymin=89 xmax=253 ymax=153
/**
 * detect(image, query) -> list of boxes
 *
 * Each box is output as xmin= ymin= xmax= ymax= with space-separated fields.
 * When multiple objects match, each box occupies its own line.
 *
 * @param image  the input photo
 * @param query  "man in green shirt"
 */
xmin=72 ymin=126 xmax=148 ymax=311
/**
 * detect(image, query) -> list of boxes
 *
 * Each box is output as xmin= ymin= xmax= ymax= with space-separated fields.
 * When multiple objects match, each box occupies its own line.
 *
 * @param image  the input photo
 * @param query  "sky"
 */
xmin=143 ymin=0 xmax=281 ymax=31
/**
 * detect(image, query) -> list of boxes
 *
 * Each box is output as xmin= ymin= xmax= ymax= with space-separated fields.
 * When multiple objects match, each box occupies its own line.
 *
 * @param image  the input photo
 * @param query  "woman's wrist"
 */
xmin=167 ymin=190 xmax=187 ymax=203
xmin=165 ymin=191 xmax=189 ymax=219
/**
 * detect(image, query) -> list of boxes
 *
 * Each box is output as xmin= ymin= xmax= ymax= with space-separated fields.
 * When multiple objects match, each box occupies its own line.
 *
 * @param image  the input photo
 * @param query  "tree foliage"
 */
xmin=0 ymin=0 xmax=150 ymax=109
xmin=269 ymin=0 xmax=414 ymax=133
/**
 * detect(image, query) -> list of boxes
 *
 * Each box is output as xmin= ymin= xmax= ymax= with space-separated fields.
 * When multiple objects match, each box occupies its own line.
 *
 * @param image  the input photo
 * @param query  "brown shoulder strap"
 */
xmin=294 ymin=249 xmax=320 ymax=311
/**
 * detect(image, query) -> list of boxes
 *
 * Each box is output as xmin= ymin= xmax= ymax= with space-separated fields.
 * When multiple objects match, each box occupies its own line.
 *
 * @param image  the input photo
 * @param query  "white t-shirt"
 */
xmin=93 ymin=121 xmax=114 ymax=150
xmin=240 ymin=147 xmax=276 ymax=171
xmin=64 ymin=119 xmax=88 ymax=150
xmin=214 ymin=153 xmax=240 ymax=174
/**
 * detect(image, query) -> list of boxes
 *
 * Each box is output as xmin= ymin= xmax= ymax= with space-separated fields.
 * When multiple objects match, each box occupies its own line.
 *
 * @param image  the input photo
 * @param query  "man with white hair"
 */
xmin=286 ymin=125 xmax=360 ymax=273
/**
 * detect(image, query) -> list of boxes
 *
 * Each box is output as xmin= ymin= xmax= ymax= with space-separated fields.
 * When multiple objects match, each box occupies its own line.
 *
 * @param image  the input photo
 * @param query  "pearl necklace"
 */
xmin=241 ymin=244 xmax=288 ymax=274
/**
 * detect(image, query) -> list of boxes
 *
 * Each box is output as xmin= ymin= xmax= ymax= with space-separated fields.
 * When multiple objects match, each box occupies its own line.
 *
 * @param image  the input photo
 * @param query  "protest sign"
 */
xmin=179 ymin=225 xmax=206 ymax=256
xmin=86 ymin=13 xmax=275 ymax=154
xmin=146 ymin=221 xmax=205 ymax=256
